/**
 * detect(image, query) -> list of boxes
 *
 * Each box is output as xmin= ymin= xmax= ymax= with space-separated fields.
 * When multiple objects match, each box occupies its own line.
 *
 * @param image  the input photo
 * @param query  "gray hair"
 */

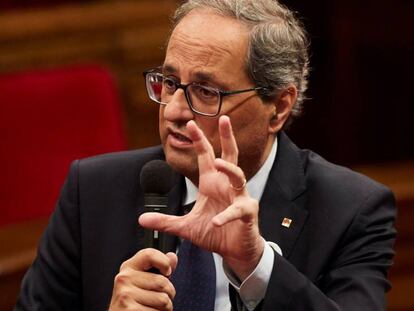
xmin=172 ymin=0 xmax=310 ymax=124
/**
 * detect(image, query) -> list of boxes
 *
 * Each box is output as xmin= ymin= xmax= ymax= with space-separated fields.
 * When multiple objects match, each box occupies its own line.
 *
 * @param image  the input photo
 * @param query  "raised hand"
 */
xmin=139 ymin=115 xmax=264 ymax=280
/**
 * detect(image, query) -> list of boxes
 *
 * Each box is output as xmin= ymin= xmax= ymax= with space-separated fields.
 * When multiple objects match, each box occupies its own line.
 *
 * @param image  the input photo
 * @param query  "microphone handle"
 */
xmin=144 ymin=194 xmax=168 ymax=274
xmin=144 ymin=193 xmax=168 ymax=253
xmin=144 ymin=227 xmax=163 ymax=250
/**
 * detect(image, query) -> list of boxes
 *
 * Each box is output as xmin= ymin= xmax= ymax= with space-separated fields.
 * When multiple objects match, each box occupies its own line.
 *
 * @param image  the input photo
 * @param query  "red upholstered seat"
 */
xmin=0 ymin=64 xmax=127 ymax=225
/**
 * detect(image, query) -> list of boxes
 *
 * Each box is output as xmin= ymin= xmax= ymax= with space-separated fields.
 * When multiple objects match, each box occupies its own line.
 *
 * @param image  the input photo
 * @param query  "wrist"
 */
xmin=223 ymin=236 xmax=265 ymax=281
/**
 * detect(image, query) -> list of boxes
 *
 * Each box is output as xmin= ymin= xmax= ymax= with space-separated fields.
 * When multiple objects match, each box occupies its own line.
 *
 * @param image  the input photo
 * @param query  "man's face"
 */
xmin=159 ymin=9 xmax=276 ymax=183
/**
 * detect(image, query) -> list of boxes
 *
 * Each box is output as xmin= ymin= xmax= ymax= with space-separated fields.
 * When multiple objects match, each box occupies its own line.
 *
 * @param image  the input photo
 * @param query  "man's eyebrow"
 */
xmin=193 ymin=71 xmax=215 ymax=82
xmin=161 ymin=64 xmax=228 ymax=89
xmin=162 ymin=65 xmax=215 ymax=81
xmin=194 ymin=72 xmax=230 ymax=90
xmin=162 ymin=64 xmax=176 ymax=74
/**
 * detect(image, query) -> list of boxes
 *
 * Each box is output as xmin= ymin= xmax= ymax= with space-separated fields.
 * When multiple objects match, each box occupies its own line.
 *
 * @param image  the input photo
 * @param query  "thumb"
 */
xmin=138 ymin=212 xmax=184 ymax=237
xmin=166 ymin=252 xmax=178 ymax=273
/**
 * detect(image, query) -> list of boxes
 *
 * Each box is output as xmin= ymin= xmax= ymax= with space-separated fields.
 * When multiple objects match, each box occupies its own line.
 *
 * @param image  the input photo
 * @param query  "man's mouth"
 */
xmin=169 ymin=130 xmax=193 ymax=144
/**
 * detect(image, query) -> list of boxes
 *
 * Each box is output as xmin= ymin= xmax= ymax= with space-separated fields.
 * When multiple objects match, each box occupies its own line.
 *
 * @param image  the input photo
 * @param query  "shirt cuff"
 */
xmin=224 ymin=239 xmax=281 ymax=311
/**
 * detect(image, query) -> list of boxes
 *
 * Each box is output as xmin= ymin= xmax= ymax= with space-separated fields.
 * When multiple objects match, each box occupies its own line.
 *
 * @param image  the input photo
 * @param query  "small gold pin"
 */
xmin=281 ymin=217 xmax=293 ymax=228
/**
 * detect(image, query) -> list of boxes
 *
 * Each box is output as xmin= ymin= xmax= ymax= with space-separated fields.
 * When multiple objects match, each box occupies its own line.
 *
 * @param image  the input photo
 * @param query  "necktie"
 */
xmin=170 ymin=204 xmax=216 ymax=311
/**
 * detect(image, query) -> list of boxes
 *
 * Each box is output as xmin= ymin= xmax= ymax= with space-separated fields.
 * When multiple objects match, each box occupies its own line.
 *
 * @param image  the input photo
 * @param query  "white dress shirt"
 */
xmin=182 ymin=138 xmax=282 ymax=311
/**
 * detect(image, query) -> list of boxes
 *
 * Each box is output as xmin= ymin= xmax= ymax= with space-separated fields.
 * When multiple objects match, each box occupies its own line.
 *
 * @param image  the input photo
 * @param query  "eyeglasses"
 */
xmin=143 ymin=68 xmax=266 ymax=117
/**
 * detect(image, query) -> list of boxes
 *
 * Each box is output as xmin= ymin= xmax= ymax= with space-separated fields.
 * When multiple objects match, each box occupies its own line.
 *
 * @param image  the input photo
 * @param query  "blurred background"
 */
xmin=0 ymin=0 xmax=412 ymax=310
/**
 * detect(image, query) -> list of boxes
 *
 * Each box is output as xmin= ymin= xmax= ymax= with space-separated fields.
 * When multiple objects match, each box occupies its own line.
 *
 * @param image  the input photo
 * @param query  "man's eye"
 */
xmin=196 ymin=86 xmax=217 ymax=100
xmin=163 ymin=78 xmax=176 ymax=91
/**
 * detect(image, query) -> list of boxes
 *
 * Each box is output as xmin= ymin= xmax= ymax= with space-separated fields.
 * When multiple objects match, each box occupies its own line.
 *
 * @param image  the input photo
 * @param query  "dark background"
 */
xmin=284 ymin=0 xmax=414 ymax=166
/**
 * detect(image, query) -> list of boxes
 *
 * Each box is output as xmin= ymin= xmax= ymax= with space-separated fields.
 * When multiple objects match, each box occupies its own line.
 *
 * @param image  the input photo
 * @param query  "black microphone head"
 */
xmin=140 ymin=160 xmax=175 ymax=195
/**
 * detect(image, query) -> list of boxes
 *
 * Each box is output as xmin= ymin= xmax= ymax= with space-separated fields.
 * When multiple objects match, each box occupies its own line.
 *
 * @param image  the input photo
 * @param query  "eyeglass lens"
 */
xmin=146 ymin=72 xmax=220 ymax=116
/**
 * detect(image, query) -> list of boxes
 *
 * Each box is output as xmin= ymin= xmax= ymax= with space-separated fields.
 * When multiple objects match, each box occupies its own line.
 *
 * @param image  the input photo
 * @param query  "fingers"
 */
xmin=121 ymin=248 xmax=175 ymax=277
xmin=114 ymin=269 xmax=175 ymax=299
xmin=111 ymin=277 xmax=174 ymax=311
xmin=214 ymin=158 xmax=247 ymax=195
xmin=139 ymin=213 xmax=186 ymax=240
xmin=187 ymin=116 xmax=239 ymax=176
xmin=109 ymin=248 xmax=176 ymax=311
xmin=165 ymin=252 xmax=178 ymax=272
xmin=212 ymin=197 xmax=259 ymax=226
xmin=219 ymin=115 xmax=238 ymax=165
xmin=186 ymin=120 xmax=215 ymax=173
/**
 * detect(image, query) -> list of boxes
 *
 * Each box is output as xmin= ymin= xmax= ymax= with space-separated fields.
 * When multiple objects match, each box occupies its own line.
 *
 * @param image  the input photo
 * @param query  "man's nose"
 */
xmin=163 ymin=89 xmax=194 ymax=121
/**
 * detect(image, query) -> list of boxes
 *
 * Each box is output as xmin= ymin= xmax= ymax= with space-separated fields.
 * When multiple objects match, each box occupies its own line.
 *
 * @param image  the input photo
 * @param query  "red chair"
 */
xmin=0 ymin=64 xmax=127 ymax=225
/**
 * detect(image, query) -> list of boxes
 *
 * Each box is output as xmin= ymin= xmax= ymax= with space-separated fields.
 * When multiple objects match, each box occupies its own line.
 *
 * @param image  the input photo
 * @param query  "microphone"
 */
xmin=140 ymin=159 xmax=175 ymax=253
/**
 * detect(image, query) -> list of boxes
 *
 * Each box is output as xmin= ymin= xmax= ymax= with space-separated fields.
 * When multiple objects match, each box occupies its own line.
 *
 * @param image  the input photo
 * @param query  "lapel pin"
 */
xmin=281 ymin=217 xmax=293 ymax=228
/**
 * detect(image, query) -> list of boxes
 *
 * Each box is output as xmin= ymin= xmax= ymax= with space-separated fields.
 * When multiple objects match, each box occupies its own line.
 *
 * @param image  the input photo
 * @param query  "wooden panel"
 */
xmin=354 ymin=161 xmax=414 ymax=203
xmin=0 ymin=0 xmax=178 ymax=149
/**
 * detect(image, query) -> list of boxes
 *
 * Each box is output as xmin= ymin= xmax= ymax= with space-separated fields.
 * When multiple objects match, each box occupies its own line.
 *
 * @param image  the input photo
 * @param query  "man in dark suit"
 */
xmin=16 ymin=0 xmax=396 ymax=310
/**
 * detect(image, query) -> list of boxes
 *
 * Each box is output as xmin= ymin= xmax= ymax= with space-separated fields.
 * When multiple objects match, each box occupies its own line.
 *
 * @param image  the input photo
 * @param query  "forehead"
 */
xmin=164 ymin=9 xmax=250 ymax=84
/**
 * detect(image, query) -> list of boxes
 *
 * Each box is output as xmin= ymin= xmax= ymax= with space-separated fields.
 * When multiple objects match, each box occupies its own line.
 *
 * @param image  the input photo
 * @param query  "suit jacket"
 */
xmin=15 ymin=132 xmax=396 ymax=311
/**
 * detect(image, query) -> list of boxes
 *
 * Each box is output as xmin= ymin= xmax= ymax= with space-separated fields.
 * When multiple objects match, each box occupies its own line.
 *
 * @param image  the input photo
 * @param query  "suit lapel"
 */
xmin=259 ymin=132 xmax=308 ymax=259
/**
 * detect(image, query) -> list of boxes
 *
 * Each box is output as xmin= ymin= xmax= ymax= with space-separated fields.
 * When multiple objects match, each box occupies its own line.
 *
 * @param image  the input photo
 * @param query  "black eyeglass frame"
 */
xmin=143 ymin=68 xmax=268 ymax=117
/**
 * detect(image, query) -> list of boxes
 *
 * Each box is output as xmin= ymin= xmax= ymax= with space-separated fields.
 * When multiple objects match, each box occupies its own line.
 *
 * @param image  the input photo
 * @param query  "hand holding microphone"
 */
xmin=109 ymin=160 xmax=177 ymax=311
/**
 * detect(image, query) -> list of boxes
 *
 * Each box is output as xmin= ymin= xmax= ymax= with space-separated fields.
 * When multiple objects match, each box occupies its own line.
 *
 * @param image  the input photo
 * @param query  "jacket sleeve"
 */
xmin=231 ymin=185 xmax=396 ymax=311
xmin=14 ymin=160 xmax=82 ymax=311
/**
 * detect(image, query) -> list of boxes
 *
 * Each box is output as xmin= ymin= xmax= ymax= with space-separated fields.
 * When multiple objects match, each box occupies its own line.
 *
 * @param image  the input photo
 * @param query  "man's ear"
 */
xmin=268 ymin=85 xmax=297 ymax=134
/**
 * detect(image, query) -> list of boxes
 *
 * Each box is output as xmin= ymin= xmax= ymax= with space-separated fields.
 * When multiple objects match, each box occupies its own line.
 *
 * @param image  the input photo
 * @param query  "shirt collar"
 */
xmin=183 ymin=137 xmax=278 ymax=205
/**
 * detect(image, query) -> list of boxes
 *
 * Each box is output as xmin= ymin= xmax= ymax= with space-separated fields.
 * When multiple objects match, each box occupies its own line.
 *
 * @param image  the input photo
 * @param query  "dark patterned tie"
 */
xmin=170 ymin=204 xmax=216 ymax=311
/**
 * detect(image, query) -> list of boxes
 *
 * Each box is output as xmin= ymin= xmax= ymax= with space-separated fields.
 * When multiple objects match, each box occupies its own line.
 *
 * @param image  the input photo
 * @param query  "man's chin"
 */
xmin=165 ymin=149 xmax=198 ymax=181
